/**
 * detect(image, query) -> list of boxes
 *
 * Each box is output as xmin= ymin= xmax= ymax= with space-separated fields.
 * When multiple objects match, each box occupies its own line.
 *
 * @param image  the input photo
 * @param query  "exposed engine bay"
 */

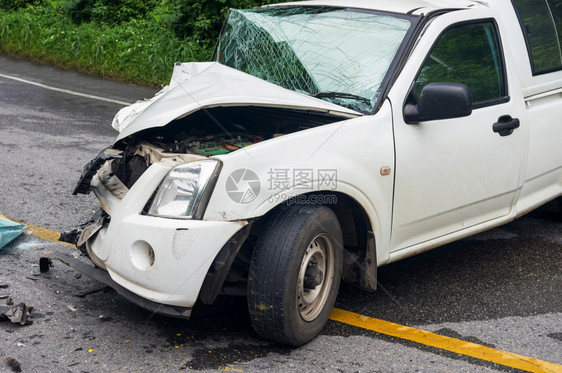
xmin=74 ymin=106 xmax=347 ymax=196
xmin=121 ymin=105 xmax=346 ymax=152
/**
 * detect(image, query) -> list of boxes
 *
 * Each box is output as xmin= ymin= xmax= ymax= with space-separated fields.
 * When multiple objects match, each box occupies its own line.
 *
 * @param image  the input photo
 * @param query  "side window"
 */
xmin=513 ymin=0 xmax=562 ymax=74
xmin=415 ymin=21 xmax=506 ymax=107
xmin=553 ymin=0 xmax=562 ymax=41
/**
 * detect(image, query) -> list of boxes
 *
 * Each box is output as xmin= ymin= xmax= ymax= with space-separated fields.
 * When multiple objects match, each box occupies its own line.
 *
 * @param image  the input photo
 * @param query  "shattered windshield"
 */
xmin=215 ymin=6 xmax=414 ymax=113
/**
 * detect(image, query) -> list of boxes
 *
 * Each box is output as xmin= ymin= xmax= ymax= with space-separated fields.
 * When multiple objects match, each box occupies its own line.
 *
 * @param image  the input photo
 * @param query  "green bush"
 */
xmin=49 ymin=0 xmax=160 ymax=24
xmin=0 ymin=0 xmax=39 ymax=11
xmin=0 ymin=0 xmax=294 ymax=86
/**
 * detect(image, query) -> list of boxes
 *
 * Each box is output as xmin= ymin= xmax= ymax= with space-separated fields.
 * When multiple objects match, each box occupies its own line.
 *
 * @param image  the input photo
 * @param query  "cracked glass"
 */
xmin=215 ymin=7 xmax=413 ymax=114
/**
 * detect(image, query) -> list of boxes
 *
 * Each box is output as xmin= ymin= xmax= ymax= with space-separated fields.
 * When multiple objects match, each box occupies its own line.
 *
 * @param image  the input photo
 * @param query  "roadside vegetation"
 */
xmin=0 ymin=0 xmax=291 ymax=86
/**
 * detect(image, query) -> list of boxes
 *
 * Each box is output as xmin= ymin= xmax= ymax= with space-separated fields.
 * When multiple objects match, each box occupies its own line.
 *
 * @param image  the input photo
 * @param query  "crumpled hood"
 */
xmin=113 ymin=62 xmax=361 ymax=141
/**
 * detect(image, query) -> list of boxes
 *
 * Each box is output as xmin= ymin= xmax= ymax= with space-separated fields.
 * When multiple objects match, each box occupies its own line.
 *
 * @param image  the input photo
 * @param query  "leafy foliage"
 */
xmin=47 ymin=0 xmax=288 ymax=47
xmin=0 ymin=0 xmax=39 ymax=10
xmin=0 ymin=0 xmax=294 ymax=85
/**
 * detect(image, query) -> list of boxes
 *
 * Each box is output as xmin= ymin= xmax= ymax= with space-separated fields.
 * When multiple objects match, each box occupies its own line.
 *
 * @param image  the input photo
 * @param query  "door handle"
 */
xmin=493 ymin=115 xmax=520 ymax=136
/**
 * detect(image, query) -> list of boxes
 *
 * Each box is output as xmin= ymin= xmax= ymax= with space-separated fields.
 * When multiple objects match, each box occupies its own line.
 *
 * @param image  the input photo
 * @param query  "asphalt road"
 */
xmin=0 ymin=54 xmax=560 ymax=372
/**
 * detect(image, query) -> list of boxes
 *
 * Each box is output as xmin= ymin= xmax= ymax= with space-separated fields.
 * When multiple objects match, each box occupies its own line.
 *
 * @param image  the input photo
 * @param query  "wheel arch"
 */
xmin=325 ymin=192 xmax=377 ymax=292
xmin=200 ymin=190 xmax=378 ymax=305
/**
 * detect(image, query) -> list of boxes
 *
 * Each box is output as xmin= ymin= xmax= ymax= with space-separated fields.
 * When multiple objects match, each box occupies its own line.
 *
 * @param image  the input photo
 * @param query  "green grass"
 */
xmin=0 ymin=6 xmax=212 ymax=86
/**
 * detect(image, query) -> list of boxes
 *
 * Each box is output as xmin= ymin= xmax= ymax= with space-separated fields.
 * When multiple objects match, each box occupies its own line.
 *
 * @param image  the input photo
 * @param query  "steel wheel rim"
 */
xmin=296 ymin=233 xmax=335 ymax=321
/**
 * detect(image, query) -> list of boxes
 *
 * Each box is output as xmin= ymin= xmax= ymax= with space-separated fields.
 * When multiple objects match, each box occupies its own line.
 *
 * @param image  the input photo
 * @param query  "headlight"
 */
xmin=148 ymin=160 xmax=220 ymax=219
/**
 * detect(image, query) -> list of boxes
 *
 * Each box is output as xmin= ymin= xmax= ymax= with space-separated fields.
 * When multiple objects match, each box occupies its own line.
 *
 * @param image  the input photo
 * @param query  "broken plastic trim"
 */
xmin=73 ymin=148 xmax=123 ymax=195
xmin=199 ymin=223 xmax=251 ymax=304
xmin=46 ymin=252 xmax=192 ymax=319
xmin=0 ymin=303 xmax=33 ymax=325
xmin=59 ymin=209 xmax=107 ymax=253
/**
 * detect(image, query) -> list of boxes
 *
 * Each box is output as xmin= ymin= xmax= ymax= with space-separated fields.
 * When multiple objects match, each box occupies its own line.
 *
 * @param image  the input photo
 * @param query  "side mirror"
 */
xmin=404 ymin=82 xmax=472 ymax=124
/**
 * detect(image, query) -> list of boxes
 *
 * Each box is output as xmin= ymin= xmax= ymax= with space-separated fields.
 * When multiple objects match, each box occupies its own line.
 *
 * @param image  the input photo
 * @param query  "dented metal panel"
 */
xmin=113 ymin=62 xmax=361 ymax=140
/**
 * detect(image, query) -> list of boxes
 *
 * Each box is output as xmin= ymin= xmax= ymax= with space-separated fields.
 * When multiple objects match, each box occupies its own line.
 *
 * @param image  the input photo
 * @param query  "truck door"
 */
xmin=390 ymin=18 xmax=528 ymax=253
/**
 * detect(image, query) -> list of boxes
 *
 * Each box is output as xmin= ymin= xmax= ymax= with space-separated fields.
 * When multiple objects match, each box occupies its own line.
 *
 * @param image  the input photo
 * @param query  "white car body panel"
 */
xmin=206 ymin=101 xmax=396 ymax=265
xmin=388 ymin=7 xmax=529 ymax=254
xmin=515 ymin=89 xmax=562 ymax=216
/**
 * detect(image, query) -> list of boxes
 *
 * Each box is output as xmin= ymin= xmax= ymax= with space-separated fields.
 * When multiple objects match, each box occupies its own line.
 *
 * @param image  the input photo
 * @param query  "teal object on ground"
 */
xmin=0 ymin=217 xmax=27 ymax=250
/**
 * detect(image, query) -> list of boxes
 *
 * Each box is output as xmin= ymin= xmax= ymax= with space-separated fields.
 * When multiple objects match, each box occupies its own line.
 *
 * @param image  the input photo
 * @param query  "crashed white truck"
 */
xmin=60 ymin=0 xmax=562 ymax=346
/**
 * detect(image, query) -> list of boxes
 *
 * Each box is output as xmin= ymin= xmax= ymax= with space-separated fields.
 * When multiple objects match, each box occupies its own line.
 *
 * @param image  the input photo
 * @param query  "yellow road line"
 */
xmin=2 ymin=215 xmax=561 ymax=372
xmin=330 ymin=308 xmax=562 ymax=373
xmin=0 ymin=214 xmax=74 ymax=247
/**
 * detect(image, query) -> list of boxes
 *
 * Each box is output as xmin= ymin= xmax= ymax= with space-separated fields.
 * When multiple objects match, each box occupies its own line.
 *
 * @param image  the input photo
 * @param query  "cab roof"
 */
xmin=266 ymin=0 xmax=486 ymax=16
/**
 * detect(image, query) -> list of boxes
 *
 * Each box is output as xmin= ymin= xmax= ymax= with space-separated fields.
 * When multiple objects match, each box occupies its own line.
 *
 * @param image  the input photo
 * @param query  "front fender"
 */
xmin=204 ymin=100 xmax=396 ymax=265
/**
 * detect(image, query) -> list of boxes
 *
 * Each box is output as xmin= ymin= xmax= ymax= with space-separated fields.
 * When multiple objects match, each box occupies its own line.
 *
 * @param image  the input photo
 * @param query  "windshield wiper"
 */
xmin=311 ymin=92 xmax=370 ymax=104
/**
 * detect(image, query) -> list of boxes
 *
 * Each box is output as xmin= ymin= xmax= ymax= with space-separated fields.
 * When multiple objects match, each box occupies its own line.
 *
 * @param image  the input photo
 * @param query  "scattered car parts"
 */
xmin=0 ymin=302 xmax=33 ymax=326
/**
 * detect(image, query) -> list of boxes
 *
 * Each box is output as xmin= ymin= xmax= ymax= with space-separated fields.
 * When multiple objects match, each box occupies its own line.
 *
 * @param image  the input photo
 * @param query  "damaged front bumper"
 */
xmin=63 ymin=151 xmax=248 ymax=315
xmin=46 ymin=251 xmax=193 ymax=318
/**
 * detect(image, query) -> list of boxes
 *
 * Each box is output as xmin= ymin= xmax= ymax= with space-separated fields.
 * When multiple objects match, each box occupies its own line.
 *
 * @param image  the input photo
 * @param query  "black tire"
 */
xmin=247 ymin=204 xmax=343 ymax=346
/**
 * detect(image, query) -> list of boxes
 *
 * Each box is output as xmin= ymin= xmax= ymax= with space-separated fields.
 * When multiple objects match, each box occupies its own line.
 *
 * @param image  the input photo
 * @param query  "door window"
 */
xmin=415 ymin=21 xmax=506 ymax=108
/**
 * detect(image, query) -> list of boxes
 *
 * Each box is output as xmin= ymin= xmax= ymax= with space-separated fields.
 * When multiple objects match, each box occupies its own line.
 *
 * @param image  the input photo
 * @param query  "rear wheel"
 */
xmin=247 ymin=204 xmax=342 ymax=346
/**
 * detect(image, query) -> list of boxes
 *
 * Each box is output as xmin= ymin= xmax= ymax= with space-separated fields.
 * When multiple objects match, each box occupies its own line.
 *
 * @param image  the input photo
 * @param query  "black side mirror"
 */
xmin=404 ymin=82 xmax=472 ymax=124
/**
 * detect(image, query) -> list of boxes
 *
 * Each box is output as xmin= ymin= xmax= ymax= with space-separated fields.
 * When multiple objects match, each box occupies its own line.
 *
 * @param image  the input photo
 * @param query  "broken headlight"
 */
xmin=148 ymin=160 xmax=220 ymax=219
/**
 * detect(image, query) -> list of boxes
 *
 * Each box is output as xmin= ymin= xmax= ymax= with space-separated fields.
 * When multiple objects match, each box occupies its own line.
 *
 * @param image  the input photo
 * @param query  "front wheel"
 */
xmin=247 ymin=204 xmax=342 ymax=346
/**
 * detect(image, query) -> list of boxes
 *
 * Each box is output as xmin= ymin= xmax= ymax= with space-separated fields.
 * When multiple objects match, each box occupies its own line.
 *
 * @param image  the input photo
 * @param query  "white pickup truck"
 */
xmin=64 ymin=0 xmax=562 ymax=346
